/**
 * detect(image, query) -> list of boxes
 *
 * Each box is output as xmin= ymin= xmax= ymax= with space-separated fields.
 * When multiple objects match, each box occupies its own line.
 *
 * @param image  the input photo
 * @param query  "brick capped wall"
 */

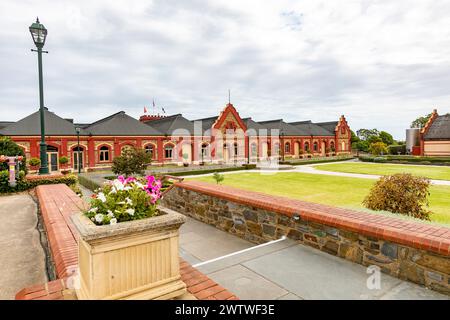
xmin=162 ymin=181 xmax=450 ymax=295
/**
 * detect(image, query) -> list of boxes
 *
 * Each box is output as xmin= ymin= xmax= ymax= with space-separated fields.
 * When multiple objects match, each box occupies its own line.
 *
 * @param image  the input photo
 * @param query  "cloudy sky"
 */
xmin=1 ymin=0 xmax=450 ymax=139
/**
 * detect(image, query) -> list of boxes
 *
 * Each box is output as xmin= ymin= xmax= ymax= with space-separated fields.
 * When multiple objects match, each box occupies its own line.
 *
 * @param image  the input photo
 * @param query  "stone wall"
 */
xmin=163 ymin=181 xmax=450 ymax=295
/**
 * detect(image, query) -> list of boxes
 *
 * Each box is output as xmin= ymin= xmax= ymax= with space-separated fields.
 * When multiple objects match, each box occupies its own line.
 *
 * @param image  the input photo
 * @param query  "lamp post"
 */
xmin=29 ymin=18 xmax=49 ymax=175
xmin=76 ymin=127 xmax=81 ymax=174
xmin=280 ymin=129 xmax=285 ymax=162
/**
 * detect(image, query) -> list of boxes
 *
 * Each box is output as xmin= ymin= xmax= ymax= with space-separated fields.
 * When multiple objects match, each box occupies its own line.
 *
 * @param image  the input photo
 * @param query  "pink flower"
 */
xmin=118 ymin=175 xmax=126 ymax=184
xmin=125 ymin=177 xmax=136 ymax=184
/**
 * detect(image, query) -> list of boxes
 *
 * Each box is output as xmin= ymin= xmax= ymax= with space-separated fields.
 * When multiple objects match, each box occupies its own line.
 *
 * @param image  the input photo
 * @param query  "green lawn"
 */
xmin=189 ymin=172 xmax=450 ymax=225
xmin=315 ymin=162 xmax=450 ymax=181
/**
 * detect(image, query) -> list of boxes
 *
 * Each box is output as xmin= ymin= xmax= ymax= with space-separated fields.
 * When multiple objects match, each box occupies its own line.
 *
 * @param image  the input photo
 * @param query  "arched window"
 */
xmin=251 ymin=143 xmax=258 ymax=157
xmin=284 ymin=142 xmax=290 ymax=153
xmin=304 ymin=142 xmax=310 ymax=152
xmin=164 ymin=144 xmax=174 ymax=159
xmin=99 ymin=146 xmax=110 ymax=162
xmin=313 ymin=142 xmax=318 ymax=152
xmin=233 ymin=143 xmax=239 ymax=156
xmin=144 ymin=144 xmax=154 ymax=158
xmin=330 ymin=141 xmax=335 ymax=151
xmin=341 ymin=127 xmax=346 ymax=134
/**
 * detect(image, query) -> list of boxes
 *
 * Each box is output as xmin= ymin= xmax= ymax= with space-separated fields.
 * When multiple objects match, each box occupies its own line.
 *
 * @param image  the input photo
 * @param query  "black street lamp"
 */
xmin=280 ymin=129 xmax=285 ymax=162
xmin=29 ymin=17 xmax=49 ymax=175
xmin=76 ymin=127 xmax=81 ymax=174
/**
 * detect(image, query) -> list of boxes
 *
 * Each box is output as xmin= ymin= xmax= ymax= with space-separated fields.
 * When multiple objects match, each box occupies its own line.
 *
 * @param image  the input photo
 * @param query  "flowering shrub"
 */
xmin=85 ymin=175 xmax=162 ymax=225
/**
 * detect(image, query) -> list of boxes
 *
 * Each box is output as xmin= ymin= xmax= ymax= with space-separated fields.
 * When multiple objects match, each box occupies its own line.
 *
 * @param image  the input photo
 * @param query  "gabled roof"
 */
xmin=315 ymin=121 xmax=338 ymax=134
xmin=289 ymin=121 xmax=334 ymax=136
xmin=0 ymin=121 xmax=14 ymax=130
xmin=242 ymin=118 xmax=266 ymax=136
xmin=0 ymin=109 xmax=89 ymax=136
xmin=144 ymin=114 xmax=194 ymax=135
xmin=257 ymin=119 xmax=304 ymax=136
xmin=424 ymin=114 xmax=450 ymax=140
xmin=84 ymin=111 xmax=162 ymax=136
xmin=191 ymin=116 xmax=218 ymax=135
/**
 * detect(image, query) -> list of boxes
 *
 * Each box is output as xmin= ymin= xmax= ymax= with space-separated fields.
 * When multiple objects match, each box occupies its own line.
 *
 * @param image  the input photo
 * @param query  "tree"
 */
xmin=410 ymin=113 xmax=432 ymax=129
xmin=363 ymin=174 xmax=431 ymax=221
xmin=379 ymin=131 xmax=394 ymax=145
xmin=0 ymin=136 xmax=26 ymax=173
xmin=112 ymin=147 xmax=152 ymax=176
xmin=356 ymin=129 xmax=379 ymax=141
xmin=350 ymin=130 xmax=360 ymax=143
xmin=352 ymin=140 xmax=370 ymax=152
xmin=369 ymin=142 xmax=388 ymax=155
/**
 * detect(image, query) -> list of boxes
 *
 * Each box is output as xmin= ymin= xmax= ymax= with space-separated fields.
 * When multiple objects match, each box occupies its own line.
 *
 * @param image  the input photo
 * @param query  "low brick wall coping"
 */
xmin=176 ymin=181 xmax=450 ymax=256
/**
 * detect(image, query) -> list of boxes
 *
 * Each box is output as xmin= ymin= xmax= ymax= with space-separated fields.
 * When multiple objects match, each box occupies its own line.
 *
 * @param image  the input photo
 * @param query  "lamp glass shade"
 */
xmin=29 ymin=18 xmax=47 ymax=47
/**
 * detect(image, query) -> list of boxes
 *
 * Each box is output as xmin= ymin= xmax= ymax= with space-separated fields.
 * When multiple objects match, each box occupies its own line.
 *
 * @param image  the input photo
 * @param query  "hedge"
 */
xmin=0 ymin=170 xmax=77 ymax=193
xmin=280 ymin=156 xmax=354 ymax=166
xmin=359 ymin=155 xmax=450 ymax=165
xmin=78 ymin=174 xmax=102 ymax=192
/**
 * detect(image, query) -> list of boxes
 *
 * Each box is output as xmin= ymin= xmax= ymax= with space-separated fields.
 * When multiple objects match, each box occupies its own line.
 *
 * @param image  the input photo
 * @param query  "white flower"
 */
xmin=125 ymin=197 xmax=133 ymax=206
xmin=124 ymin=186 xmax=132 ymax=191
xmin=135 ymin=181 xmax=144 ymax=189
xmin=88 ymin=207 xmax=98 ymax=213
xmin=113 ymin=179 xmax=124 ymax=191
xmin=107 ymin=210 xmax=114 ymax=218
xmin=97 ymin=192 xmax=107 ymax=203
xmin=125 ymin=208 xmax=135 ymax=216
xmin=110 ymin=218 xmax=117 ymax=225
xmin=109 ymin=187 xmax=117 ymax=194
xmin=94 ymin=214 xmax=104 ymax=223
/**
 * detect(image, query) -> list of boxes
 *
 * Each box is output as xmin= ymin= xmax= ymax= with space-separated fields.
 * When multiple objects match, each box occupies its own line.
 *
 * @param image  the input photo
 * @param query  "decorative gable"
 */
xmin=212 ymin=103 xmax=247 ymax=134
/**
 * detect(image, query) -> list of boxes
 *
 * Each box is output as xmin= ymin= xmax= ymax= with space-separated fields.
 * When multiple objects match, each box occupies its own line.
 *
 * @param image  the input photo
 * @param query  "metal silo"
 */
xmin=406 ymin=128 xmax=420 ymax=153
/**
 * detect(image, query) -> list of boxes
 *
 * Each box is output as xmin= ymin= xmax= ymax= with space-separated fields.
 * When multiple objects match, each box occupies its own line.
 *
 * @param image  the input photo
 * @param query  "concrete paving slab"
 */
xmin=207 ymin=265 xmax=289 ymax=300
xmin=243 ymin=244 xmax=449 ymax=300
xmin=0 ymin=194 xmax=47 ymax=300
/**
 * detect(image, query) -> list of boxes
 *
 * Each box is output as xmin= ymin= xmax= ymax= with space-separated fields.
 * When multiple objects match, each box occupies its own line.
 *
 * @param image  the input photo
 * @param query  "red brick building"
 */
xmin=0 ymin=103 xmax=351 ymax=172
xmin=418 ymin=109 xmax=450 ymax=156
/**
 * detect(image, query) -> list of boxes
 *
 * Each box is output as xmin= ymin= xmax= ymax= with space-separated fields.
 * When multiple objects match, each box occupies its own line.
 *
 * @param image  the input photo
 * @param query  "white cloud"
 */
xmin=1 ymin=0 xmax=450 ymax=139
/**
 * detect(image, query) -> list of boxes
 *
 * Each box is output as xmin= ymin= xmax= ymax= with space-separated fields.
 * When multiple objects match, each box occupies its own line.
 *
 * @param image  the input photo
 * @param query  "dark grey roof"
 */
xmin=0 ymin=121 xmax=14 ymax=130
xmin=144 ymin=114 xmax=194 ymax=135
xmin=242 ymin=118 xmax=266 ymax=136
xmin=289 ymin=121 xmax=334 ymax=136
xmin=315 ymin=121 xmax=338 ymax=134
xmin=424 ymin=114 xmax=450 ymax=140
xmin=0 ymin=109 xmax=89 ymax=136
xmin=84 ymin=111 xmax=162 ymax=136
xmin=257 ymin=119 xmax=304 ymax=136
xmin=191 ymin=116 xmax=218 ymax=135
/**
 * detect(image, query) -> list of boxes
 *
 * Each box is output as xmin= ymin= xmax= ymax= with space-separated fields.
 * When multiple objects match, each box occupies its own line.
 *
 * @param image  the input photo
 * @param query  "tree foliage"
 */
xmin=379 ymin=131 xmax=394 ymax=145
xmin=410 ymin=113 xmax=432 ymax=129
xmin=112 ymin=147 xmax=152 ymax=176
xmin=363 ymin=174 xmax=432 ymax=221
xmin=369 ymin=142 xmax=389 ymax=155
xmin=0 ymin=136 xmax=26 ymax=173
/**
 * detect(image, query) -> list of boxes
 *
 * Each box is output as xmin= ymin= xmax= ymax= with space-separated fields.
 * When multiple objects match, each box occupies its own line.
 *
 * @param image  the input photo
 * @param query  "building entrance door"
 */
xmin=47 ymin=152 xmax=58 ymax=172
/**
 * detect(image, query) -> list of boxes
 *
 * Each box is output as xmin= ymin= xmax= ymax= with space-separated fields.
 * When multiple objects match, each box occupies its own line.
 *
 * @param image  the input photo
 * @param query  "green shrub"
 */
xmin=29 ymin=157 xmax=41 ymax=167
xmin=0 ymin=136 xmax=27 ymax=173
xmin=420 ymin=161 xmax=431 ymax=165
xmin=358 ymin=155 xmax=375 ymax=162
xmin=369 ymin=142 xmax=389 ymax=156
xmin=242 ymin=164 xmax=257 ymax=170
xmin=78 ymin=175 xmax=102 ymax=192
xmin=213 ymin=172 xmax=225 ymax=184
xmin=373 ymin=157 xmax=387 ymax=163
xmin=0 ymin=170 xmax=76 ymax=193
xmin=388 ymin=145 xmax=406 ymax=155
xmin=112 ymin=147 xmax=152 ymax=176
xmin=363 ymin=173 xmax=432 ymax=221
xmin=59 ymin=156 xmax=69 ymax=165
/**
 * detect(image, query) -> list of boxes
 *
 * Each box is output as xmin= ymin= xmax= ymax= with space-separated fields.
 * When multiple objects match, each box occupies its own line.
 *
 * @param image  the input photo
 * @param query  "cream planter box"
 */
xmin=71 ymin=206 xmax=187 ymax=300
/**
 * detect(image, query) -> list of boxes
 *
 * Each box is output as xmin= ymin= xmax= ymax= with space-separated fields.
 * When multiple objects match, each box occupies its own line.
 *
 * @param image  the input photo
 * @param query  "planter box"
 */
xmin=71 ymin=206 xmax=187 ymax=300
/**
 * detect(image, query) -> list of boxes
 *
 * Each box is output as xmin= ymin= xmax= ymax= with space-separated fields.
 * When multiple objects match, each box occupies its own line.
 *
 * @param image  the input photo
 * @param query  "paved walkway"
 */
xmin=0 ymin=194 xmax=47 ymax=299
xmin=179 ymin=216 xmax=448 ymax=300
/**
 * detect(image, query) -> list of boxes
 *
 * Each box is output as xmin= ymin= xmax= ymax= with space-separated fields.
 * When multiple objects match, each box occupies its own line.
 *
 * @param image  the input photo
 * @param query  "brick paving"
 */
xmin=15 ymin=184 xmax=237 ymax=300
